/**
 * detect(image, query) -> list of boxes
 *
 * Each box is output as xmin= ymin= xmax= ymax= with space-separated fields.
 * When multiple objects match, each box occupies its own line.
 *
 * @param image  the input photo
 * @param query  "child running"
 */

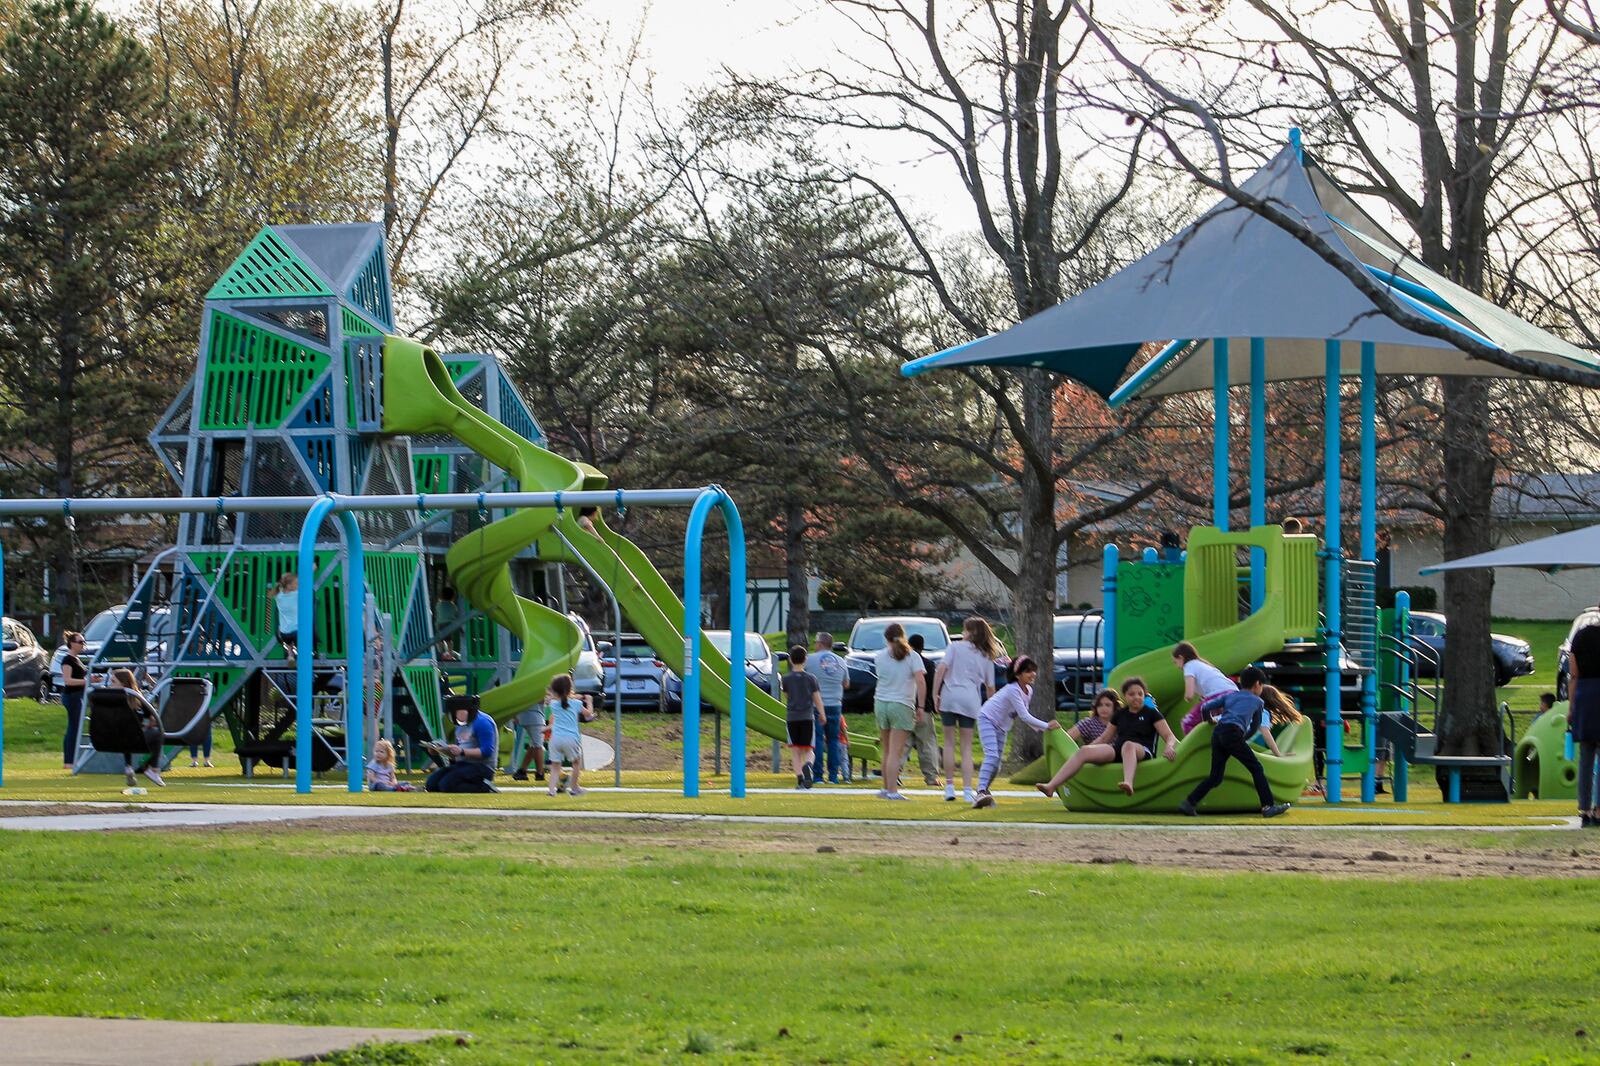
xmin=1037 ymin=677 xmax=1177 ymax=799
xmin=545 ymin=673 xmax=595 ymax=797
xmin=1178 ymin=667 xmax=1292 ymax=818
xmin=782 ymin=644 xmax=824 ymax=788
xmin=971 ymin=655 xmax=1059 ymax=809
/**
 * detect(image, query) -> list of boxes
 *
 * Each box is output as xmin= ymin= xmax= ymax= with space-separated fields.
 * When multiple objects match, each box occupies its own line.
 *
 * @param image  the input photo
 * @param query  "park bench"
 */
xmin=1378 ymin=710 xmax=1511 ymax=802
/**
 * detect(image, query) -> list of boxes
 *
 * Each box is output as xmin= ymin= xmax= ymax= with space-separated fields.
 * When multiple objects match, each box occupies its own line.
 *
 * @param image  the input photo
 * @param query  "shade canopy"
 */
xmin=902 ymin=145 xmax=1600 ymax=401
xmin=1422 ymin=524 xmax=1600 ymax=574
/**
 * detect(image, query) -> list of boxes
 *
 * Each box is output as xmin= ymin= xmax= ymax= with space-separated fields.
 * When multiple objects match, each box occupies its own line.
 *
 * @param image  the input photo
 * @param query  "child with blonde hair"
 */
xmin=366 ymin=738 xmax=413 ymax=791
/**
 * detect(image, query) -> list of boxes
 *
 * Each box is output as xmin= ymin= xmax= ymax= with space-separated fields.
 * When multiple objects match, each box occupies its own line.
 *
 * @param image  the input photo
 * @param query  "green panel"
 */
xmin=403 ymin=665 xmax=444 ymax=739
xmin=1114 ymin=560 xmax=1184 ymax=665
xmin=341 ymin=306 xmax=383 ymax=337
xmin=208 ymin=228 xmax=333 ymax=300
xmin=201 ymin=312 xmax=331 ymax=429
xmin=364 ymin=552 xmax=418 ymax=642
xmin=465 ymin=612 xmax=498 ymax=662
xmin=412 ymin=454 xmax=448 ymax=494
xmin=443 ymin=359 xmax=478 ymax=382
xmin=187 ymin=550 xmax=342 ymax=657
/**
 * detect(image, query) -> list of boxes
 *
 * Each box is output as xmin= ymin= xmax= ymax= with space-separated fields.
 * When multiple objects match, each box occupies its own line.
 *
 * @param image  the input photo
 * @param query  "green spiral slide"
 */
xmin=381 ymin=336 xmax=880 ymax=760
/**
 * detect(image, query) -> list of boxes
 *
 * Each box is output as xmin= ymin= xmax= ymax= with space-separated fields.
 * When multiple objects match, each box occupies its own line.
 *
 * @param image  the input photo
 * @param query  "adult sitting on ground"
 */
xmin=425 ymin=698 xmax=499 ymax=793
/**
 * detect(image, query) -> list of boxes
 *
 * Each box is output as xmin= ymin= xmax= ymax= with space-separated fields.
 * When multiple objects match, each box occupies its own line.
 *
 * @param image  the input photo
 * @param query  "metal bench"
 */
xmin=1378 ymin=711 xmax=1512 ymax=802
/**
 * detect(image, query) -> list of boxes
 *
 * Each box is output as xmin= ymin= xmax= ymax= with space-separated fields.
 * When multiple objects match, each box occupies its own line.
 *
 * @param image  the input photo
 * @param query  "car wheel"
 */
xmin=34 ymin=675 xmax=52 ymax=702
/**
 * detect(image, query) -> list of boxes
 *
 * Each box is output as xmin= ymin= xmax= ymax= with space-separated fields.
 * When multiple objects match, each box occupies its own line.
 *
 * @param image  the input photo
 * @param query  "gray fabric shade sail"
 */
xmin=1422 ymin=524 xmax=1600 ymax=574
xmin=902 ymin=145 xmax=1600 ymax=401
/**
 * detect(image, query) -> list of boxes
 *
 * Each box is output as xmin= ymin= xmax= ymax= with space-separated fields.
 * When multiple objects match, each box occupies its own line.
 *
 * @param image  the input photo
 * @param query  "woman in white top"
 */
xmin=1174 ymin=641 xmax=1236 ymax=701
xmin=872 ymin=622 xmax=925 ymax=801
xmin=932 ymin=616 xmax=1001 ymax=805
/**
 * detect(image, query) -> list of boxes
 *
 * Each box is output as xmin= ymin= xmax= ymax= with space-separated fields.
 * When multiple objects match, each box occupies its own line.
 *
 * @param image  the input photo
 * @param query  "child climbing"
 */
xmin=274 ymin=571 xmax=299 ymax=655
xmin=971 ymin=655 xmax=1059 ymax=809
xmin=1178 ymin=667 xmax=1291 ymax=818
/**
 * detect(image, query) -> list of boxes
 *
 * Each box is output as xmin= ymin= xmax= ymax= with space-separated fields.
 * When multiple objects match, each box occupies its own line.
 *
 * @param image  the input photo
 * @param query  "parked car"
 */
xmin=599 ymin=632 xmax=669 ymax=710
xmin=840 ymin=616 xmax=952 ymax=713
xmin=1407 ymin=610 xmax=1533 ymax=688
xmin=568 ymin=613 xmax=603 ymax=699
xmin=1053 ymin=613 xmax=1105 ymax=711
xmin=1556 ymin=608 xmax=1600 ymax=701
xmin=3 ymin=616 xmax=51 ymax=699
xmin=662 ymin=630 xmax=781 ymax=712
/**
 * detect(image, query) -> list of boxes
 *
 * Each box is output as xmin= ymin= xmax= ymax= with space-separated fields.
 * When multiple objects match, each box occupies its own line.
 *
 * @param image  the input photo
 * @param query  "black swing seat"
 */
xmin=85 ymin=678 xmax=215 ymax=754
xmin=86 ymin=688 xmax=155 ymax=756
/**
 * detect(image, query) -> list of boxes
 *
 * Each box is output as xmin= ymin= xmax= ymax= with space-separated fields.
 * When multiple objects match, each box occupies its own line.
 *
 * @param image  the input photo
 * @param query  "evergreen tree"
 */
xmin=0 ymin=0 xmax=199 ymax=630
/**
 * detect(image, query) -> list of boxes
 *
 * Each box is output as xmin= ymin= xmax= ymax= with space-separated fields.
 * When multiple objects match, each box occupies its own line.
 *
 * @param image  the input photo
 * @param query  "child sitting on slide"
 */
xmin=1036 ymin=677 xmax=1176 ymax=799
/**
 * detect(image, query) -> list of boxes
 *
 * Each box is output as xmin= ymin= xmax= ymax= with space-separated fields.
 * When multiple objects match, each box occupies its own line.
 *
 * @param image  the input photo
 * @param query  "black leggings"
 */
xmin=123 ymin=726 xmax=164 ymax=773
xmin=1186 ymin=724 xmax=1274 ymax=808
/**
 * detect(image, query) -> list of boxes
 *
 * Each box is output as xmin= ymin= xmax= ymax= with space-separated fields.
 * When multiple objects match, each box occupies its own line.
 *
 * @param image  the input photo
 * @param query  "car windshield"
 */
xmin=707 ymin=632 xmax=769 ymax=661
xmin=617 ymin=641 xmax=656 ymax=659
xmin=850 ymin=621 xmax=949 ymax=652
xmin=82 ymin=609 xmax=122 ymax=643
xmin=1054 ymin=617 xmax=1103 ymax=649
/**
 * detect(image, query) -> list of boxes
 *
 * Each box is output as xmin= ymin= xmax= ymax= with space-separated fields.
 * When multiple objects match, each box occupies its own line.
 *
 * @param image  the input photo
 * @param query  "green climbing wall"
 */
xmin=1115 ymin=559 xmax=1185 ymax=665
xmin=201 ymin=312 xmax=331 ymax=430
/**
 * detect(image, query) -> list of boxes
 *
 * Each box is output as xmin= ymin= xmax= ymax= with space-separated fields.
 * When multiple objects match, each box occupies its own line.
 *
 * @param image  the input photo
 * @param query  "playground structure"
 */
xmin=0 ymin=222 xmax=880 ymax=795
xmin=911 ymin=133 xmax=1596 ymax=810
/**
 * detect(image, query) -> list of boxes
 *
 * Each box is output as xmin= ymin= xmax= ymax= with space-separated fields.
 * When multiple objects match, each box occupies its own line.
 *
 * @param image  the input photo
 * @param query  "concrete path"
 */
xmin=0 ymin=798 xmax=1576 ymax=833
xmin=0 ymin=1015 xmax=446 ymax=1066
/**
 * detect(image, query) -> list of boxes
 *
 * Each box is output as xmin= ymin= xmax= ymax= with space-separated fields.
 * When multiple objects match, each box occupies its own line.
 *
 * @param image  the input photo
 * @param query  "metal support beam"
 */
xmin=1324 ymin=341 xmax=1344 ymax=804
xmin=1360 ymin=341 xmax=1379 ymax=803
xmin=1250 ymin=337 xmax=1266 ymax=611
xmin=1213 ymin=338 xmax=1230 ymax=529
xmin=680 ymin=488 xmax=747 ymax=799
xmin=1101 ymin=544 xmax=1120 ymax=686
xmin=295 ymin=497 xmax=366 ymax=795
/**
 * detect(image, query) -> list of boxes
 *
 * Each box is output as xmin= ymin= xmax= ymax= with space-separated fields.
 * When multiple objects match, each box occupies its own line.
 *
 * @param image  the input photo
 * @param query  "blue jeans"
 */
xmin=188 ymin=720 xmax=213 ymax=760
xmin=820 ymin=706 xmax=844 ymax=783
xmin=62 ymin=689 xmax=83 ymax=765
xmin=426 ymin=760 xmax=495 ymax=792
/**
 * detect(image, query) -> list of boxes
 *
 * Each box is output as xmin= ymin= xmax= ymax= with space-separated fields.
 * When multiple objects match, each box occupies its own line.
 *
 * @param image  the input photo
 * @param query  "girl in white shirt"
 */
xmin=933 ymin=616 xmax=1002 ymax=805
xmin=1174 ymin=641 xmax=1237 ymax=701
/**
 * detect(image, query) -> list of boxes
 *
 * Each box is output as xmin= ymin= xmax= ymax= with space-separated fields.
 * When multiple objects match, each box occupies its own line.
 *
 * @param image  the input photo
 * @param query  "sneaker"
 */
xmin=1374 ymin=780 xmax=1387 ymax=795
xmin=189 ymin=758 xmax=199 ymax=768
xmin=534 ymin=771 xmax=545 ymax=781
xmin=547 ymin=784 xmax=559 ymax=797
xmin=797 ymin=774 xmax=806 ymax=790
xmin=569 ymin=786 xmax=587 ymax=796
xmin=1262 ymin=802 xmax=1291 ymax=818
xmin=511 ymin=769 xmax=529 ymax=781
xmin=125 ymin=769 xmax=137 ymax=788
xmin=883 ymin=792 xmax=910 ymax=801
xmin=963 ymin=789 xmax=976 ymax=805
xmin=203 ymin=759 xmax=214 ymax=768
xmin=1177 ymin=799 xmax=1198 ymax=817
xmin=944 ymin=783 xmax=956 ymax=802
xmin=802 ymin=763 xmax=814 ymax=786
xmin=971 ymin=791 xmax=994 ymax=809
xmin=142 ymin=767 xmax=166 ymax=788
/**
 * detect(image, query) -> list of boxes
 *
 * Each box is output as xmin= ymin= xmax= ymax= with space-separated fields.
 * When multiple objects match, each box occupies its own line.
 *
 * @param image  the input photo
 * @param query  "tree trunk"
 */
xmin=1011 ymin=369 xmax=1059 ymax=763
xmin=783 ymin=496 xmax=810 ymax=644
xmin=1436 ymin=376 xmax=1500 ymax=755
xmin=379 ymin=2 xmax=403 ymax=243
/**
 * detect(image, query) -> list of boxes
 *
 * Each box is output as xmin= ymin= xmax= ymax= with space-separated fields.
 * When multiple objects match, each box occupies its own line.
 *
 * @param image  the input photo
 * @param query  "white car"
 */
xmin=569 ymin=612 xmax=603 ymax=698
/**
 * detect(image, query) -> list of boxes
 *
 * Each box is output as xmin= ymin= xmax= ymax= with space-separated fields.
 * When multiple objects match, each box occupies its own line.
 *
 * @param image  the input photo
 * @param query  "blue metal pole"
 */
xmin=295 ymin=496 xmax=336 ymax=795
xmin=721 ymin=491 xmax=747 ymax=799
xmin=1101 ymin=544 xmax=1119 ymax=686
xmin=1359 ymin=341 xmax=1378 ymax=803
xmin=338 ymin=511 xmax=366 ymax=794
xmin=1324 ymin=340 xmax=1344 ymax=804
xmin=1213 ymin=338 xmax=1230 ymax=529
xmin=681 ymin=490 xmax=720 ymax=798
xmin=1250 ymin=338 xmax=1266 ymax=612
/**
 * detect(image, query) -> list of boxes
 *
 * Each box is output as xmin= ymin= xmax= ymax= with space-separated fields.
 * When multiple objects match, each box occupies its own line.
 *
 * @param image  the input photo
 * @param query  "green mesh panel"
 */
xmin=443 ymin=359 xmax=478 ymax=382
xmin=412 ymin=454 xmax=448 ymax=494
xmin=208 ymin=228 xmax=333 ymax=300
xmin=201 ymin=312 xmax=331 ymax=429
xmin=187 ymin=550 xmax=342 ymax=657
xmin=341 ymin=307 xmax=383 ymax=337
xmin=403 ymin=665 xmax=444 ymax=739
xmin=1114 ymin=560 xmax=1185 ymax=665
xmin=364 ymin=552 xmax=418 ymax=642
xmin=465 ymin=613 xmax=498 ymax=661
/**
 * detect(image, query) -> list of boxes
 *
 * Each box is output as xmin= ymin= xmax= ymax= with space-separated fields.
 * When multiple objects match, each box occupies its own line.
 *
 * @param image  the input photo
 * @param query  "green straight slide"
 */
xmin=1044 ymin=526 xmax=1319 ymax=812
xmin=381 ymin=337 xmax=880 ymax=759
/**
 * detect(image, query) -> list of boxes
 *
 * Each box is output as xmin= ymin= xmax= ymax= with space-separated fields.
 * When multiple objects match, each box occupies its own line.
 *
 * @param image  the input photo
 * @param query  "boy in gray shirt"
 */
xmin=781 ymin=644 xmax=824 ymax=788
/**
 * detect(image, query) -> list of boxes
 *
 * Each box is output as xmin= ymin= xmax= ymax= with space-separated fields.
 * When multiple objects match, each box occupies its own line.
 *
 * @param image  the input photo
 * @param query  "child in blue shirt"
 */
xmin=1178 ymin=667 xmax=1291 ymax=818
xmin=545 ymin=673 xmax=595 ymax=797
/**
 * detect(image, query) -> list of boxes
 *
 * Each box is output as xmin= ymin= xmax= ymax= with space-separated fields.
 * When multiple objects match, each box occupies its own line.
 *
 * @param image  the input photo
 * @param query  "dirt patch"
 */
xmin=199 ymin=813 xmax=1600 ymax=879
xmin=0 ymin=803 xmax=147 ymax=818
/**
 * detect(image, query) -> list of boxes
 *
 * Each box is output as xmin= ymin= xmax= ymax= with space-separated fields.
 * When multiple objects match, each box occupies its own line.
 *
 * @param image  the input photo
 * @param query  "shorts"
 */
xmin=787 ymin=720 xmax=814 ymax=749
xmin=940 ymin=711 xmax=977 ymax=729
xmin=514 ymin=709 xmax=546 ymax=732
xmin=874 ymin=699 xmax=915 ymax=732
xmin=940 ymin=687 xmax=983 ymax=719
xmin=1110 ymin=742 xmax=1154 ymax=763
xmin=548 ymin=735 xmax=582 ymax=765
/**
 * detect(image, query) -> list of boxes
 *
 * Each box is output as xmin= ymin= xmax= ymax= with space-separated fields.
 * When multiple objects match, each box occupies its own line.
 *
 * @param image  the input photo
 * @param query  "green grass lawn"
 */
xmin=2 ymin=824 xmax=1598 ymax=1064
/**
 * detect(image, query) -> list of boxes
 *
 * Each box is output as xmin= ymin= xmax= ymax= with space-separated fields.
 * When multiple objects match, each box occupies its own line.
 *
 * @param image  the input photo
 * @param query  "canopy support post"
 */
xmin=1250 ymin=337 xmax=1266 ymax=611
xmin=1213 ymin=338 xmax=1230 ymax=530
xmin=1323 ymin=341 xmax=1344 ymax=804
xmin=1359 ymin=341 xmax=1378 ymax=803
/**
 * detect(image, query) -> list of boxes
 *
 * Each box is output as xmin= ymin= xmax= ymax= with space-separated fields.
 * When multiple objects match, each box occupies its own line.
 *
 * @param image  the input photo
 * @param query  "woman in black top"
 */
xmin=1567 ymin=623 xmax=1600 ymax=825
xmin=59 ymin=631 xmax=88 ymax=769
